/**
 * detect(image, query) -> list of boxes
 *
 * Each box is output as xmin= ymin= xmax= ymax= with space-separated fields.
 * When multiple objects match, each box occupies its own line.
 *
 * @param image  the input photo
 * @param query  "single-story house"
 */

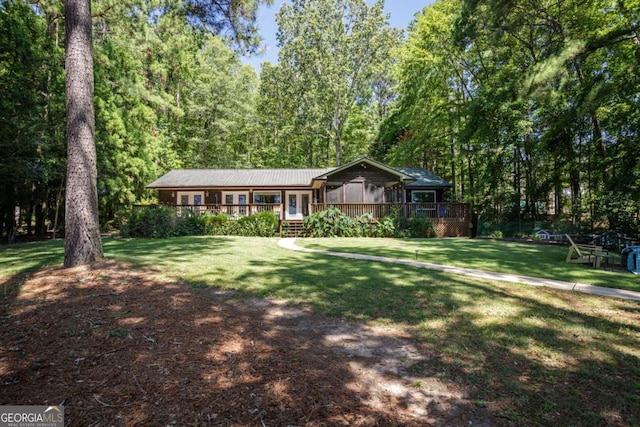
xmin=145 ymin=157 xmax=471 ymax=236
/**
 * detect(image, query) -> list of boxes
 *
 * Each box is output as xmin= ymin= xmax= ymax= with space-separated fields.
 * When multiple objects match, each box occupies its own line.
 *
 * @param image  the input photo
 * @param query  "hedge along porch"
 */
xmin=144 ymin=157 xmax=471 ymax=237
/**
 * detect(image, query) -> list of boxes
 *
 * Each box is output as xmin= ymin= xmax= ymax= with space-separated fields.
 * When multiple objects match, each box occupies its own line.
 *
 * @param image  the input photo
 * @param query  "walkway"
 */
xmin=278 ymin=238 xmax=640 ymax=302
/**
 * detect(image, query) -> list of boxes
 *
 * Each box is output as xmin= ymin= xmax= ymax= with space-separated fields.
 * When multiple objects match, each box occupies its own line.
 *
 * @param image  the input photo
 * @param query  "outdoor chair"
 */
xmin=565 ymin=234 xmax=607 ymax=268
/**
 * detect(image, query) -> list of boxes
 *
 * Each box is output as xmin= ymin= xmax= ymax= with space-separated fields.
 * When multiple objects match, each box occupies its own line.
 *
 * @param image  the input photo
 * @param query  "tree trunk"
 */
xmin=64 ymin=0 xmax=103 ymax=267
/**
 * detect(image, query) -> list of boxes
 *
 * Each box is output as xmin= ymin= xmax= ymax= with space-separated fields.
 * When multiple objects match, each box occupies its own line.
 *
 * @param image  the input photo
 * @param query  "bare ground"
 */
xmin=0 ymin=260 xmax=507 ymax=426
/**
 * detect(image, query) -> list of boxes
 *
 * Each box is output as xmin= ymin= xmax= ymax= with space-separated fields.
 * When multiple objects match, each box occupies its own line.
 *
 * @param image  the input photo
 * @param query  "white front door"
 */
xmin=285 ymin=191 xmax=311 ymax=220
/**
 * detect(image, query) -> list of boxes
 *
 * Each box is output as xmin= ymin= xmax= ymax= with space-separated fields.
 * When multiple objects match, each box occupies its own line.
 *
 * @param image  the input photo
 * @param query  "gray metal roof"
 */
xmin=396 ymin=168 xmax=452 ymax=188
xmin=147 ymin=161 xmax=451 ymax=189
xmin=147 ymin=168 xmax=335 ymax=188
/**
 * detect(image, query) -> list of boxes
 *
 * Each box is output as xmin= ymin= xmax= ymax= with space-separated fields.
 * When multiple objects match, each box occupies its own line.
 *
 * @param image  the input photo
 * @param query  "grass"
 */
xmin=1 ymin=236 xmax=639 ymax=426
xmin=296 ymin=237 xmax=640 ymax=292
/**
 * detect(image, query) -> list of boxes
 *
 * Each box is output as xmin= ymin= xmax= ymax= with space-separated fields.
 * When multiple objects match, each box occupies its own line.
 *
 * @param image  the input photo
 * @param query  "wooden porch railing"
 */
xmin=134 ymin=202 xmax=470 ymax=221
xmin=310 ymin=203 xmax=470 ymax=220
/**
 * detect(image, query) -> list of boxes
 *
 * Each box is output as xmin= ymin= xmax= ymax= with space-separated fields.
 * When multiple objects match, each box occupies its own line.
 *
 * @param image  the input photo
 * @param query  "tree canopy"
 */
xmin=1 ymin=0 xmax=639 ymax=242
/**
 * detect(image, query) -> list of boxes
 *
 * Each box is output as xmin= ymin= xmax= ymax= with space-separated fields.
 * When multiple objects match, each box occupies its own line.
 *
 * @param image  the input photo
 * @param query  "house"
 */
xmin=145 ymin=157 xmax=471 ymax=237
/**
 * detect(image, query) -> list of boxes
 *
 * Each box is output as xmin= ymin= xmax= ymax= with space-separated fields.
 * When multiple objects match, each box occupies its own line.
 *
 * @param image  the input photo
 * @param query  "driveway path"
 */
xmin=278 ymin=238 xmax=640 ymax=302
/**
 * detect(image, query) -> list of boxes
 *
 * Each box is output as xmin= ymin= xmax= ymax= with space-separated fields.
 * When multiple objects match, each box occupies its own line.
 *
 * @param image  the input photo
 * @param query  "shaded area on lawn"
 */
xmin=105 ymin=237 xmax=640 ymax=426
xmin=0 ymin=260 xmax=499 ymax=426
xmin=2 ymin=236 xmax=639 ymax=425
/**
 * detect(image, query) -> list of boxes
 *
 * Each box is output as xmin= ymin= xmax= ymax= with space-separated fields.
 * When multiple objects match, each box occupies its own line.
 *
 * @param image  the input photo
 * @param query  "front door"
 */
xmin=285 ymin=191 xmax=311 ymax=220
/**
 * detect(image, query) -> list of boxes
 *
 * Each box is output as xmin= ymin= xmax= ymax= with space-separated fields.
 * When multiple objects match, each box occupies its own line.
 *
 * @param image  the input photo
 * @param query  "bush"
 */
xmin=121 ymin=206 xmax=179 ymax=238
xmin=408 ymin=216 xmax=435 ymax=238
xmin=303 ymin=207 xmax=404 ymax=238
xmin=202 ymin=213 xmax=230 ymax=235
xmin=303 ymin=206 xmax=359 ymax=237
xmin=490 ymin=230 xmax=503 ymax=239
xmin=372 ymin=216 xmax=403 ymax=237
xmin=203 ymin=210 xmax=279 ymax=237
xmin=121 ymin=207 xmax=208 ymax=238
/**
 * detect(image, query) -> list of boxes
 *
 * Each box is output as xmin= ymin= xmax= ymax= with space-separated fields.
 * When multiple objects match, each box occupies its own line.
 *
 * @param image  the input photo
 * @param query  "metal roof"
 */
xmin=396 ymin=168 xmax=452 ymax=188
xmin=146 ymin=160 xmax=451 ymax=189
xmin=146 ymin=168 xmax=335 ymax=188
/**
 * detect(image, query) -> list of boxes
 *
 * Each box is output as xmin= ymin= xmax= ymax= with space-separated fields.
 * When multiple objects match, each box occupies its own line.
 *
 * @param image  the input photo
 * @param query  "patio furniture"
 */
xmin=621 ymin=246 xmax=640 ymax=274
xmin=565 ymin=234 xmax=606 ymax=268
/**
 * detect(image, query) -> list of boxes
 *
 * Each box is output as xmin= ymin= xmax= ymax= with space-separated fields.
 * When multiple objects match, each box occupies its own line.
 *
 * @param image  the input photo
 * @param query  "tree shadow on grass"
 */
xmin=0 ymin=258 xmax=500 ymax=426
xmin=235 ymin=248 xmax=640 ymax=426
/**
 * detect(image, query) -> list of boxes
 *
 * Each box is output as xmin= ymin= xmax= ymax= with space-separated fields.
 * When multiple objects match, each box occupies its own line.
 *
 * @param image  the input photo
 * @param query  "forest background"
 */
xmin=1 ymin=0 xmax=639 ymax=241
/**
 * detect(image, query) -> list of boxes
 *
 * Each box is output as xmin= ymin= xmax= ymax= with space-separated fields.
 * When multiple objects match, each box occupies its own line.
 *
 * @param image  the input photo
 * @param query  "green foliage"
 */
xmin=490 ymin=230 xmax=504 ymax=240
xmin=408 ymin=216 xmax=435 ymax=238
xmin=121 ymin=207 xmax=180 ymax=238
xmin=203 ymin=210 xmax=279 ymax=237
xmin=0 ymin=0 xmax=65 ymax=241
xmin=123 ymin=207 xmax=279 ymax=239
xmin=202 ymin=213 xmax=231 ymax=235
xmin=259 ymin=0 xmax=401 ymax=166
xmin=387 ymin=0 xmax=640 ymax=235
xmin=303 ymin=206 xmax=405 ymax=238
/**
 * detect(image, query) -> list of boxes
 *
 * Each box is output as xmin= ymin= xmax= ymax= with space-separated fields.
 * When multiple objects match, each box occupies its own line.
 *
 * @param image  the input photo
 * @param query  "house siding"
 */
xmin=325 ymin=163 xmax=400 ymax=204
xmin=158 ymin=190 xmax=174 ymax=205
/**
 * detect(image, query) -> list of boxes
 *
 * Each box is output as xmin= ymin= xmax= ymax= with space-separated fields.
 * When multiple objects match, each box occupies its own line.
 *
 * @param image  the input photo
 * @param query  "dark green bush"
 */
xmin=408 ymin=216 xmax=435 ymax=238
xmin=202 ymin=213 xmax=230 ymax=235
xmin=201 ymin=210 xmax=279 ymax=237
xmin=372 ymin=216 xmax=403 ymax=237
xmin=121 ymin=206 xmax=179 ymax=238
xmin=121 ymin=207 xmax=207 ymax=238
xmin=303 ymin=206 xmax=357 ymax=237
xmin=303 ymin=206 xmax=403 ymax=237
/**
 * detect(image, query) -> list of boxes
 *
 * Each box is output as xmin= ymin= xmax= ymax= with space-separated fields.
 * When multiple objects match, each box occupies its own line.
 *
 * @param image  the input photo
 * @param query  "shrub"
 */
xmin=372 ymin=215 xmax=403 ymax=237
xmin=121 ymin=206 xmax=178 ymax=238
xmin=121 ymin=207 xmax=208 ymax=238
xmin=202 ymin=213 xmax=230 ymax=235
xmin=304 ymin=207 xmax=402 ymax=238
xmin=176 ymin=213 xmax=206 ymax=236
xmin=202 ymin=210 xmax=279 ymax=237
xmin=408 ymin=216 xmax=435 ymax=238
xmin=250 ymin=210 xmax=280 ymax=236
xmin=303 ymin=206 xmax=357 ymax=237
xmin=490 ymin=230 xmax=503 ymax=239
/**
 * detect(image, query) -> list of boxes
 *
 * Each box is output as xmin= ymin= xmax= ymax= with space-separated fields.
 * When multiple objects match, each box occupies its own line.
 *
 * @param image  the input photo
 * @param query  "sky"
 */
xmin=241 ymin=0 xmax=437 ymax=72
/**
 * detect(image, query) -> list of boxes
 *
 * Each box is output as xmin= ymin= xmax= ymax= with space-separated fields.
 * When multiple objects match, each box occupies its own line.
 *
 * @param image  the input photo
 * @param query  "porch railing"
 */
xmin=133 ymin=202 xmax=470 ymax=221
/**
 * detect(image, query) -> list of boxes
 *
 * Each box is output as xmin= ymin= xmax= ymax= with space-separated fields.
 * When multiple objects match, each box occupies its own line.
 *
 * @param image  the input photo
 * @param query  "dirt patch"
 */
xmin=1 ymin=260 xmax=504 ymax=426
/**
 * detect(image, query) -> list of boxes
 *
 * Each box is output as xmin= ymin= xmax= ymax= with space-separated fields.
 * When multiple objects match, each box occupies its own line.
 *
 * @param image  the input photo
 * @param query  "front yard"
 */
xmin=1 ymin=236 xmax=639 ymax=426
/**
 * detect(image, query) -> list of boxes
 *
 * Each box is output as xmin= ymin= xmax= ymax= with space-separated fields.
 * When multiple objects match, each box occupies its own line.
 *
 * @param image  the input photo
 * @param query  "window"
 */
xmin=223 ymin=192 xmax=248 ymax=205
xmin=222 ymin=192 xmax=249 ymax=215
xmin=254 ymin=192 xmax=281 ymax=204
xmin=411 ymin=190 xmax=436 ymax=203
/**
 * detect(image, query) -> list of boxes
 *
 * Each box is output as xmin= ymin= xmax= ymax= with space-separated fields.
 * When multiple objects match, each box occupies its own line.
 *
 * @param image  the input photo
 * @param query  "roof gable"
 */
xmin=312 ymin=157 xmax=415 ymax=182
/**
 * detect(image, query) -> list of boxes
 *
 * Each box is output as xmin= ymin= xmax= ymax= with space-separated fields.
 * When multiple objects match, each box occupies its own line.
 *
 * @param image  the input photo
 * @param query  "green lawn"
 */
xmin=296 ymin=237 xmax=640 ymax=292
xmin=1 ymin=236 xmax=639 ymax=426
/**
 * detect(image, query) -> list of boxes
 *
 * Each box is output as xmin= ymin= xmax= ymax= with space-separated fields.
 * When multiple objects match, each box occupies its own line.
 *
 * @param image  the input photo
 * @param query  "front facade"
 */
xmin=146 ymin=158 xmax=470 ymax=236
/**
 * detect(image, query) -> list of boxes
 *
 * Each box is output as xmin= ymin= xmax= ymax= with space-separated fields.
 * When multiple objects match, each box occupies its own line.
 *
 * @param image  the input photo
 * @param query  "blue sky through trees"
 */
xmin=241 ymin=0 xmax=436 ymax=71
